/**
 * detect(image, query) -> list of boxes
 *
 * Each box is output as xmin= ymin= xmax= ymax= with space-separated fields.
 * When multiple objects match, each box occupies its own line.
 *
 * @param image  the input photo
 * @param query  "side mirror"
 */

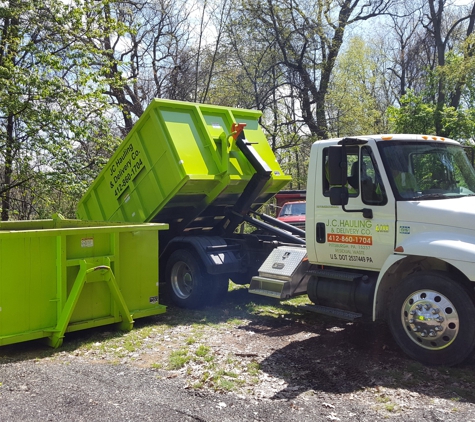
xmin=328 ymin=146 xmax=348 ymax=186
xmin=330 ymin=186 xmax=349 ymax=206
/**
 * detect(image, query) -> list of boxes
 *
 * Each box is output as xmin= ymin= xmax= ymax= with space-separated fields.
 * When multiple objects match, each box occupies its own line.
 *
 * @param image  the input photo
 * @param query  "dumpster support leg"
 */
xmin=48 ymin=260 xmax=134 ymax=348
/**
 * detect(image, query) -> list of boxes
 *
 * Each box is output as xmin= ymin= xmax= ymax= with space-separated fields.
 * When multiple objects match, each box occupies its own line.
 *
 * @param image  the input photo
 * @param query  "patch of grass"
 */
xmin=247 ymin=361 xmax=260 ymax=376
xmin=150 ymin=363 xmax=162 ymax=369
xmin=185 ymin=337 xmax=197 ymax=345
xmin=217 ymin=378 xmax=236 ymax=391
xmin=168 ymin=348 xmax=190 ymax=370
xmin=225 ymin=317 xmax=247 ymax=326
xmin=385 ymin=403 xmax=396 ymax=412
xmin=376 ymin=395 xmax=390 ymax=403
xmin=195 ymin=345 xmax=210 ymax=358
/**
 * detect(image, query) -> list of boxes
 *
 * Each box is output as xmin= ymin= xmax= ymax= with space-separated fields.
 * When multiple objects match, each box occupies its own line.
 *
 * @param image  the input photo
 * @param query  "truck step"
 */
xmin=249 ymin=276 xmax=289 ymax=299
xmin=306 ymin=268 xmax=367 ymax=282
xmin=248 ymin=287 xmax=286 ymax=299
xmin=299 ymin=304 xmax=362 ymax=321
xmin=249 ymin=275 xmax=308 ymax=299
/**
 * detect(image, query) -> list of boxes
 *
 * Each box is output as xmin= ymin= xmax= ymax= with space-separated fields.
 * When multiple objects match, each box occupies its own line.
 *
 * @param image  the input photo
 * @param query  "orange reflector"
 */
xmin=432 ymin=136 xmax=437 ymax=140
xmin=394 ymin=246 xmax=404 ymax=253
xmin=422 ymin=136 xmax=428 ymax=140
xmin=381 ymin=136 xmax=393 ymax=140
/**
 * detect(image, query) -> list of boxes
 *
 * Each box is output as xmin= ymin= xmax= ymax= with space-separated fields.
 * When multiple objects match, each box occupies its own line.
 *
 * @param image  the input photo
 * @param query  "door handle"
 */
xmin=316 ymin=222 xmax=325 ymax=243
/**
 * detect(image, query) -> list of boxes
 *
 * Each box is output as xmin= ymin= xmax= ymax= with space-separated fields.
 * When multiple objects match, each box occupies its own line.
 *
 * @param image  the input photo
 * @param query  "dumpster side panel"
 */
xmin=0 ymin=236 xmax=57 ymax=337
xmin=117 ymin=230 xmax=160 ymax=315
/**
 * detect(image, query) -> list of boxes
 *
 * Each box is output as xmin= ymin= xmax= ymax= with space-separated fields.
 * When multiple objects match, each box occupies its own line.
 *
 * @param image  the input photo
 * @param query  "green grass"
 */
xmin=168 ymin=349 xmax=191 ymax=370
xmin=195 ymin=345 xmax=210 ymax=358
xmin=247 ymin=361 xmax=260 ymax=376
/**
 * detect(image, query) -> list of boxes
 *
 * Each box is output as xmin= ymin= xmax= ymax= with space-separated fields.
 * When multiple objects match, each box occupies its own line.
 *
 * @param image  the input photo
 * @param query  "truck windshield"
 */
xmin=280 ymin=203 xmax=306 ymax=216
xmin=378 ymin=141 xmax=475 ymax=200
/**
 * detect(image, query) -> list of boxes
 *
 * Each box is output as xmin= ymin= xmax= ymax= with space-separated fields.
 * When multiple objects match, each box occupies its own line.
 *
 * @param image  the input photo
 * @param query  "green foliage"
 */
xmin=327 ymin=37 xmax=390 ymax=136
xmin=0 ymin=0 xmax=121 ymax=220
xmin=387 ymin=91 xmax=436 ymax=135
xmin=388 ymin=91 xmax=475 ymax=141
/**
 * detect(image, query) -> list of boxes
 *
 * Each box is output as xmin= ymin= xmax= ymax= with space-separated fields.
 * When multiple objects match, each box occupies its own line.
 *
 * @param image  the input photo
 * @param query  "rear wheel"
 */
xmin=165 ymin=249 xmax=229 ymax=308
xmin=166 ymin=249 xmax=209 ymax=309
xmin=388 ymin=271 xmax=475 ymax=365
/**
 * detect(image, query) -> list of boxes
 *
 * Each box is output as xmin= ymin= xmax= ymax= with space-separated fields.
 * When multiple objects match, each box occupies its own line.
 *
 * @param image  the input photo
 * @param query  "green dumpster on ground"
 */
xmin=0 ymin=215 xmax=167 ymax=348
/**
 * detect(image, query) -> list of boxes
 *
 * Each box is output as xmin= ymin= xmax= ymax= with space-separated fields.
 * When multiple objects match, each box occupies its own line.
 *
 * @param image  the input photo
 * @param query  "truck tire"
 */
xmin=165 ymin=249 xmax=210 ymax=309
xmin=165 ymin=249 xmax=229 ymax=308
xmin=388 ymin=271 xmax=475 ymax=366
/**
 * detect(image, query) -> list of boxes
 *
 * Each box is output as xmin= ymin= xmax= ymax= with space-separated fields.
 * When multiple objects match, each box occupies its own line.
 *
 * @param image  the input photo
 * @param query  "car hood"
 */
xmin=277 ymin=215 xmax=306 ymax=223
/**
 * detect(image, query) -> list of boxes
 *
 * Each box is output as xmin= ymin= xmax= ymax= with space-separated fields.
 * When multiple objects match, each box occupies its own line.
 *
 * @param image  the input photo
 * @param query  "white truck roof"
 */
xmin=319 ymin=134 xmax=460 ymax=145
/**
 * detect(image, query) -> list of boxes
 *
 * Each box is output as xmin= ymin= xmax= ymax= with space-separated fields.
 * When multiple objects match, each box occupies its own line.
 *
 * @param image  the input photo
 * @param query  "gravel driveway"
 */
xmin=1 ymin=288 xmax=475 ymax=421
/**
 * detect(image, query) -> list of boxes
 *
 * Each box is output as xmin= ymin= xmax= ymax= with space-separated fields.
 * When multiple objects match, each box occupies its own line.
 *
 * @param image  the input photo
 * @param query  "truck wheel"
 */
xmin=388 ymin=271 xmax=475 ymax=365
xmin=166 ymin=249 xmax=209 ymax=309
xmin=307 ymin=276 xmax=318 ymax=304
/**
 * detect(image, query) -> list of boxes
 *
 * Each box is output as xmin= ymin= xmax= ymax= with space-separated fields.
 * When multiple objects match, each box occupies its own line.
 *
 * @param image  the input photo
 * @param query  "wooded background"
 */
xmin=0 ymin=0 xmax=474 ymax=220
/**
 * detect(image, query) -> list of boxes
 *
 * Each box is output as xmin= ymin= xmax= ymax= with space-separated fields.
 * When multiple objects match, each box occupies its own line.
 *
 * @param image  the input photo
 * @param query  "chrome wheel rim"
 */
xmin=401 ymin=289 xmax=459 ymax=350
xmin=171 ymin=261 xmax=193 ymax=299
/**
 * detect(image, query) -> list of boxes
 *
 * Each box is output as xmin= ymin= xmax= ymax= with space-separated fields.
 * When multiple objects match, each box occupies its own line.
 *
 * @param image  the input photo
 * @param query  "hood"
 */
xmin=397 ymin=196 xmax=475 ymax=231
xmin=277 ymin=215 xmax=306 ymax=223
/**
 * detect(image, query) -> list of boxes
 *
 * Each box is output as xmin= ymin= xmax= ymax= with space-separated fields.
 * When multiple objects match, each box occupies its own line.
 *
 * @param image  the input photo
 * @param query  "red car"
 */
xmin=277 ymin=201 xmax=306 ymax=229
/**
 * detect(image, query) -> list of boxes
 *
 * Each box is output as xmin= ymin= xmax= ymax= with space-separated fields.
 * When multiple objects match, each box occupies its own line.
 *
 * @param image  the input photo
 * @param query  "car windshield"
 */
xmin=281 ymin=203 xmax=306 ymax=216
xmin=378 ymin=141 xmax=475 ymax=200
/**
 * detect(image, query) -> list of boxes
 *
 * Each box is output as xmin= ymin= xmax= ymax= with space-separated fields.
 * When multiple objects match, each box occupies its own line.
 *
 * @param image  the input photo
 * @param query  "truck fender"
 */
xmin=373 ymin=231 xmax=475 ymax=320
xmin=396 ymin=231 xmax=475 ymax=264
xmin=397 ymin=231 xmax=475 ymax=281
xmin=164 ymin=236 xmax=243 ymax=275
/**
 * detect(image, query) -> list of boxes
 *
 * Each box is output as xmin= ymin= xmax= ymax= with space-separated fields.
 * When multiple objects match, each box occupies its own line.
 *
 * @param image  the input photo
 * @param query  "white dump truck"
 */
xmin=250 ymin=134 xmax=475 ymax=366
xmin=77 ymin=100 xmax=475 ymax=366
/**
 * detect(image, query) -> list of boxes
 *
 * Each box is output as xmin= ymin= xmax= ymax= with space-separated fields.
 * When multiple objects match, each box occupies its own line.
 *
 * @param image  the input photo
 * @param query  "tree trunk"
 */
xmin=2 ymin=114 xmax=14 ymax=221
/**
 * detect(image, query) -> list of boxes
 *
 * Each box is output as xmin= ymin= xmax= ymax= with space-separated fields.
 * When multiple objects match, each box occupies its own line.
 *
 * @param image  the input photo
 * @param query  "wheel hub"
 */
xmin=171 ymin=261 xmax=193 ymax=299
xmin=402 ymin=289 xmax=459 ymax=350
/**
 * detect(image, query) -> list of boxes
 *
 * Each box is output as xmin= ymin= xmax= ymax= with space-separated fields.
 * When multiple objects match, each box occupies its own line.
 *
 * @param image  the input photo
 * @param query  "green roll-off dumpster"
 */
xmin=76 ymin=99 xmax=291 ymax=231
xmin=75 ymin=99 xmax=302 ymax=309
xmin=0 ymin=215 xmax=167 ymax=347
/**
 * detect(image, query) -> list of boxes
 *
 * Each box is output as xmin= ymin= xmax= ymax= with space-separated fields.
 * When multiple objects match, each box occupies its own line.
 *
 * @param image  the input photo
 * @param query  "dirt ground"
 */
xmin=1 ymin=286 xmax=475 ymax=421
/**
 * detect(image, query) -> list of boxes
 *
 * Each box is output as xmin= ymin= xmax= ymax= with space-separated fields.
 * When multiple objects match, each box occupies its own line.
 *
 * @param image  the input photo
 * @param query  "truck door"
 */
xmin=315 ymin=144 xmax=395 ymax=270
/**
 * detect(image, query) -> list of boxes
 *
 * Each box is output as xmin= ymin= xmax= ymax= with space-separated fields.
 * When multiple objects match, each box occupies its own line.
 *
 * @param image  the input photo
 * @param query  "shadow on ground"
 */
xmin=240 ymin=316 xmax=475 ymax=404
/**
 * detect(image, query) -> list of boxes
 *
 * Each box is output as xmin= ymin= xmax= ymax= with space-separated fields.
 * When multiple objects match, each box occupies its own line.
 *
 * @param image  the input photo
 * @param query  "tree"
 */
xmin=93 ymin=0 xmax=194 ymax=134
xmin=387 ymin=90 xmax=475 ymax=141
xmin=423 ymin=0 xmax=475 ymax=135
xmin=0 ymin=0 xmax=118 ymax=220
xmin=234 ymin=0 xmax=395 ymax=139
xmin=327 ymin=36 xmax=391 ymax=136
xmin=387 ymin=91 xmax=437 ymax=134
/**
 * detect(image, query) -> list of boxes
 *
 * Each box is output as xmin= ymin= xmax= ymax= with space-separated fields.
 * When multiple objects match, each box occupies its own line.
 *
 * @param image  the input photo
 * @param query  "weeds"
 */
xmin=168 ymin=349 xmax=190 ymax=370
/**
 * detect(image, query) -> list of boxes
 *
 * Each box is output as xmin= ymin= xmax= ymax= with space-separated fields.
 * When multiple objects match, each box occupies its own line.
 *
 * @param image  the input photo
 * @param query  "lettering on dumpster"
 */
xmin=108 ymin=142 xmax=143 ymax=197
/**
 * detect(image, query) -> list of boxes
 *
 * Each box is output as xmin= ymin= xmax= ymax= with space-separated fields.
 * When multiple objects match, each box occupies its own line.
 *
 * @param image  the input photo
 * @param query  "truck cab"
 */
xmin=252 ymin=134 xmax=475 ymax=365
